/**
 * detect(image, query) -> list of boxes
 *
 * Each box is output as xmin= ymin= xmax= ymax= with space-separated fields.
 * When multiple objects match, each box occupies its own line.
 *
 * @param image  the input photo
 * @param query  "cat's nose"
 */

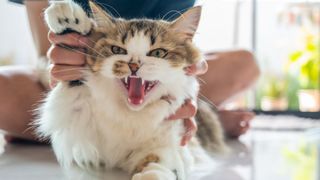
xmin=128 ymin=63 xmax=140 ymax=74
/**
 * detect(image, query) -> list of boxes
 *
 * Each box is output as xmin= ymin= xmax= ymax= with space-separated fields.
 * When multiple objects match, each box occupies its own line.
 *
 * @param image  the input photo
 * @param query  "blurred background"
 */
xmin=195 ymin=0 xmax=320 ymax=117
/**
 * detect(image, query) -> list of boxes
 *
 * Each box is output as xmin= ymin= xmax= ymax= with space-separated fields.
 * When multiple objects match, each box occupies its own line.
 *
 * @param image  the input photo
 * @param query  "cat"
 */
xmin=36 ymin=1 xmax=227 ymax=180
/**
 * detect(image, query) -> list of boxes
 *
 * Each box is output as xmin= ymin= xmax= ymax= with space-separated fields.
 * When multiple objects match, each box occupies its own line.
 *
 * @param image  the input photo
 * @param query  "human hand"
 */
xmin=218 ymin=110 xmax=255 ymax=138
xmin=47 ymin=31 xmax=92 ymax=88
xmin=165 ymin=60 xmax=208 ymax=146
xmin=166 ymin=99 xmax=198 ymax=146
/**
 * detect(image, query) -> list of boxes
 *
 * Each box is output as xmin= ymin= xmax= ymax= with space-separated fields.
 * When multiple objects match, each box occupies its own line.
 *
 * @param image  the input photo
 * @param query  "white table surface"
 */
xmin=0 ymin=116 xmax=319 ymax=180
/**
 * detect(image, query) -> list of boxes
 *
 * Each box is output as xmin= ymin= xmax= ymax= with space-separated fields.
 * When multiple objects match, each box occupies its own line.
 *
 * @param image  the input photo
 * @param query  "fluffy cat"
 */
xmin=36 ymin=1 xmax=226 ymax=180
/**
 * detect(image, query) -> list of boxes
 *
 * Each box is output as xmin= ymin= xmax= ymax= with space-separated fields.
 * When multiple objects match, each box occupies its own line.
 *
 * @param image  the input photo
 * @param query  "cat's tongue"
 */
xmin=128 ymin=77 xmax=145 ymax=105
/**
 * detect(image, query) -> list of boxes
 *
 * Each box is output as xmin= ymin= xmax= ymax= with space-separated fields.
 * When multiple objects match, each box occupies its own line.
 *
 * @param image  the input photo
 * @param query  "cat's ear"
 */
xmin=89 ymin=1 xmax=115 ymax=28
xmin=170 ymin=6 xmax=202 ymax=40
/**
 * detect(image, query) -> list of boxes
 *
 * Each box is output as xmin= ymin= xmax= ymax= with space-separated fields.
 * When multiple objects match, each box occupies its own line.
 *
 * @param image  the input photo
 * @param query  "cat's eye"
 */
xmin=147 ymin=48 xmax=168 ymax=58
xmin=111 ymin=46 xmax=127 ymax=55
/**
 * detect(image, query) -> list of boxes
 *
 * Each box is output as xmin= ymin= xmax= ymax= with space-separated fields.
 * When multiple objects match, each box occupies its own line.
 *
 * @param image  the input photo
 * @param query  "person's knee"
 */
xmin=0 ymin=71 xmax=37 ymax=119
xmin=0 ymin=74 xmax=15 ymax=107
xmin=236 ymin=50 xmax=260 ymax=78
xmin=0 ymin=75 xmax=14 ymax=126
xmin=0 ymin=74 xmax=11 ymax=100
xmin=237 ymin=50 xmax=254 ymax=61
xmin=0 ymin=74 xmax=8 ymax=88
xmin=230 ymin=50 xmax=260 ymax=92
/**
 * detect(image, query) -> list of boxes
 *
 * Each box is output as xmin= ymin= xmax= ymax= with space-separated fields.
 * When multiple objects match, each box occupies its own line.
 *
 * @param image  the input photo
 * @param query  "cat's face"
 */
xmin=86 ymin=3 xmax=202 ymax=110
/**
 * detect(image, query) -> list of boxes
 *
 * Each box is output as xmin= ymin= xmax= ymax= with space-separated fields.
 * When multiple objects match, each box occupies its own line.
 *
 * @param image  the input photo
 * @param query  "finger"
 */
xmin=47 ymin=45 xmax=86 ymax=65
xmin=231 ymin=125 xmax=250 ymax=138
xmin=49 ymin=77 xmax=58 ymax=89
xmin=50 ymin=64 xmax=84 ymax=82
xmin=48 ymin=31 xmax=92 ymax=48
xmin=184 ymin=118 xmax=197 ymax=133
xmin=181 ymin=134 xmax=192 ymax=146
xmin=167 ymin=100 xmax=197 ymax=120
xmin=230 ymin=119 xmax=251 ymax=138
xmin=185 ymin=60 xmax=208 ymax=76
xmin=240 ymin=125 xmax=250 ymax=134
xmin=181 ymin=118 xmax=197 ymax=146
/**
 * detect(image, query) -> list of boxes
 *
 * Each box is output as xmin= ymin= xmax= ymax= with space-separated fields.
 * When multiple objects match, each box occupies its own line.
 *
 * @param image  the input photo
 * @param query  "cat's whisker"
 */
xmin=198 ymin=93 xmax=218 ymax=109
xmin=23 ymin=125 xmax=36 ymax=136
xmin=94 ymin=17 xmax=125 ymax=34
xmin=60 ymin=38 xmax=106 ymax=59
xmin=197 ymin=77 xmax=207 ymax=85
xmin=51 ymin=67 xmax=91 ymax=74
xmin=95 ymin=2 xmax=122 ymax=18
xmin=161 ymin=10 xmax=183 ymax=21
xmin=94 ymin=2 xmax=127 ymax=30
xmin=58 ymin=44 xmax=99 ymax=59
xmin=70 ymin=38 xmax=105 ymax=57
xmin=54 ymin=30 xmax=100 ymax=56
xmin=93 ymin=2 xmax=127 ymax=32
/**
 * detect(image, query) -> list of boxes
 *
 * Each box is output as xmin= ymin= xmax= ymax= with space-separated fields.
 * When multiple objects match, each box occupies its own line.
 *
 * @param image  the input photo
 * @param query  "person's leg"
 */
xmin=200 ymin=50 xmax=260 ymax=106
xmin=200 ymin=50 xmax=260 ymax=138
xmin=0 ymin=66 xmax=45 ymax=140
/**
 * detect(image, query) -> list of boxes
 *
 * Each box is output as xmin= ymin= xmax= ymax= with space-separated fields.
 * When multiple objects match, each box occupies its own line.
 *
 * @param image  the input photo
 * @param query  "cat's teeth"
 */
xmin=125 ymin=77 xmax=128 ymax=84
xmin=141 ymin=79 xmax=145 ymax=85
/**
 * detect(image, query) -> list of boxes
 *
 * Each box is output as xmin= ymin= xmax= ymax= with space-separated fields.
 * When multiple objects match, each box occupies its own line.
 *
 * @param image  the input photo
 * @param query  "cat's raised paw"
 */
xmin=45 ymin=1 xmax=92 ymax=35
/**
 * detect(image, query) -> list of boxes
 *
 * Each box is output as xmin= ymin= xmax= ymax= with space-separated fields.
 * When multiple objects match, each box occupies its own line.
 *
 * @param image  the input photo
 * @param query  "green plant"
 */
xmin=261 ymin=76 xmax=288 ymax=99
xmin=288 ymin=34 xmax=320 ymax=90
xmin=283 ymin=140 xmax=317 ymax=180
xmin=0 ymin=54 xmax=14 ymax=66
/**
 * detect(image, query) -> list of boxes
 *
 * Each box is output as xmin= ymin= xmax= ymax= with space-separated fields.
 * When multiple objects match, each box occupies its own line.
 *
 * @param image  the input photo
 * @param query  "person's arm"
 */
xmin=25 ymin=1 xmax=87 ymax=89
xmin=25 ymin=1 xmax=50 ymax=57
xmin=25 ymin=1 xmax=52 ymax=89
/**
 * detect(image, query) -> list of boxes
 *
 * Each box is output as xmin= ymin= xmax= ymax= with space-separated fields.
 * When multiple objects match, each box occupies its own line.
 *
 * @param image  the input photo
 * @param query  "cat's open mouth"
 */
xmin=121 ymin=76 xmax=159 ymax=105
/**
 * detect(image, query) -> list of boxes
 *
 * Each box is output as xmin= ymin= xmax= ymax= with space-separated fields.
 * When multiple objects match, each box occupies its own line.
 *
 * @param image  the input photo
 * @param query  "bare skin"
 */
xmin=1 ymin=1 xmax=259 ymax=143
xmin=200 ymin=50 xmax=259 ymax=139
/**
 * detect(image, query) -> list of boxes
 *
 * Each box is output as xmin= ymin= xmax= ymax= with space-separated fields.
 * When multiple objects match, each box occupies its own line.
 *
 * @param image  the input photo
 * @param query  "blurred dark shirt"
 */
xmin=9 ymin=0 xmax=195 ymax=20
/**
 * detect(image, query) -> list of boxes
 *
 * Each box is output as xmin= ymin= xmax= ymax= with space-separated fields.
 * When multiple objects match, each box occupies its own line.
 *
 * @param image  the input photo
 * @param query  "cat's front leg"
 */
xmin=45 ymin=1 xmax=92 ymax=35
xmin=131 ymin=148 xmax=188 ymax=180
xmin=132 ymin=163 xmax=177 ymax=180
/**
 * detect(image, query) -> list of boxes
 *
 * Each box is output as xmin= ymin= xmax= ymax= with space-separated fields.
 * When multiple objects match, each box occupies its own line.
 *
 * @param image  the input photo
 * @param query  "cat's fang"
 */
xmin=125 ymin=77 xmax=128 ymax=84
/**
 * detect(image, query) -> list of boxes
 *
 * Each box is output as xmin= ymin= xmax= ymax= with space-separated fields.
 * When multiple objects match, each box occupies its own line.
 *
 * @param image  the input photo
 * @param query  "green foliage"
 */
xmin=288 ymin=35 xmax=320 ymax=89
xmin=256 ymin=75 xmax=295 ymax=110
xmin=262 ymin=76 xmax=288 ymax=98
xmin=286 ymin=74 xmax=300 ymax=109
xmin=0 ymin=56 xmax=13 ymax=66
xmin=283 ymin=141 xmax=317 ymax=180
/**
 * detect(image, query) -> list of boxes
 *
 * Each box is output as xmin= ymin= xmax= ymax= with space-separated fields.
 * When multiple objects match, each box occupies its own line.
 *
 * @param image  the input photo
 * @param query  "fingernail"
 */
xmin=78 ymin=37 xmax=88 ymax=44
xmin=184 ymin=68 xmax=190 ymax=74
xmin=181 ymin=140 xmax=187 ymax=146
xmin=197 ymin=60 xmax=208 ymax=73
xmin=167 ymin=114 xmax=176 ymax=120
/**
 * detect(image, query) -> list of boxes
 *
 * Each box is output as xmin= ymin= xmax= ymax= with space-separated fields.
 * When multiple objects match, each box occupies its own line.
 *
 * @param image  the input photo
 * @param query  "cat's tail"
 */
xmin=195 ymin=98 xmax=228 ymax=154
